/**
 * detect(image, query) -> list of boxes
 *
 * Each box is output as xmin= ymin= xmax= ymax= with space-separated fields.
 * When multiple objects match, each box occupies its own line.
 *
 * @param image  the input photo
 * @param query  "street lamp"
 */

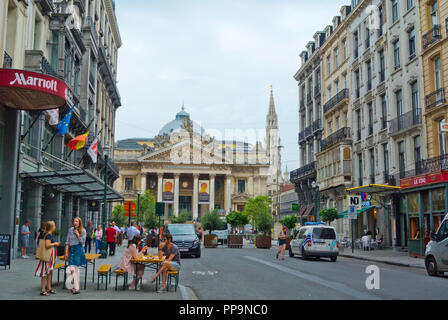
xmin=100 ymin=145 xmax=110 ymax=259
xmin=311 ymin=181 xmax=319 ymax=222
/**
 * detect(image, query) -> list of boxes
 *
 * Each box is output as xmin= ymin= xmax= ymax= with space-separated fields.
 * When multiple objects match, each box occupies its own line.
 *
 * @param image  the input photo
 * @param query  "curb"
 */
xmin=340 ymin=254 xmax=425 ymax=269
xmin=179 ymin=285 xmax=199 ymax=300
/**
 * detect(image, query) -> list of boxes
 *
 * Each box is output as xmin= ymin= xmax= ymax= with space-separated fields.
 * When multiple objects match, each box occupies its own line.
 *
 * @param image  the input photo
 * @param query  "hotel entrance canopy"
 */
xmin=22 ymin=169 xmax=123 ymax=201
xmin=345 ymin=184 xmax=401 ymax=195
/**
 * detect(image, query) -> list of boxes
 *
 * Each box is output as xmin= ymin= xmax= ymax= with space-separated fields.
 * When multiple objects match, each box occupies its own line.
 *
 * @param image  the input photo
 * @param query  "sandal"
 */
xmin=40 ymin=291 xmax=50 ymax=296
xmin=48 ymin=290 xmax=56 ymax=294
xmin=71 ymin=289 xmax=80 ymax=295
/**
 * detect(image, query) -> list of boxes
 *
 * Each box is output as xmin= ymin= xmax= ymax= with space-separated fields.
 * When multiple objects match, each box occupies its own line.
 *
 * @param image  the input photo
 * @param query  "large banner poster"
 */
xmin=163 ymin=179 xmax=174 ymax=203
xmin=198 ymin=180 xmax=210 ymax=204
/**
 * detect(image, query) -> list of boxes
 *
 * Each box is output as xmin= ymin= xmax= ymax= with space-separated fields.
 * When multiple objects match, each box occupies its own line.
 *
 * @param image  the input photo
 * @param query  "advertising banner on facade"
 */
xmin=198 ymin=180 xmax=210 ymax=204
xmin=162 ymin=179 xmax=174 ymax=203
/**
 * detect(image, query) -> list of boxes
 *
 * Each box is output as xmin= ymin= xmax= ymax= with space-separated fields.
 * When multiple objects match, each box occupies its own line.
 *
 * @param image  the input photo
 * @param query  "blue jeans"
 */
xmin=95 ymin=239 xmax=102 ymax=254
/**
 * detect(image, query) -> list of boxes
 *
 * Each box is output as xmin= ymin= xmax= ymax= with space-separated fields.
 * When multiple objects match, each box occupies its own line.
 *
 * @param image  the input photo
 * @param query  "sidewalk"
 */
xmin=0 ymin=244 xmax=184 ymax=300
xmin=339 ymin=247 xmax=426 ymax=269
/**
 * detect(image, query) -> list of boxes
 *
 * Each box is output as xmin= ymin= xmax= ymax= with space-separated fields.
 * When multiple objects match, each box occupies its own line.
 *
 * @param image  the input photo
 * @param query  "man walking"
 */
xmin=127 ymin=221 xmax=140 ymax=242
xmin=21 ymin=220 xmax=31 ymax=258
xmin=105 ymin=223 xmax=117 ymax=256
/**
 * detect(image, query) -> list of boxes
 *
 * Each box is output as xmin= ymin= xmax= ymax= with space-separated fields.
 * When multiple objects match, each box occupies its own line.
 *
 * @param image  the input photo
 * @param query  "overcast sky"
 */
xmin=114 ymin=0 xmax=348 ymax=173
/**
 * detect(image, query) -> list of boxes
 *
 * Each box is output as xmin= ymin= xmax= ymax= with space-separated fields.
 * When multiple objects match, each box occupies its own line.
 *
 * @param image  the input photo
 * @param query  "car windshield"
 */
xmin=312 ymin=228 xmax=336 ymax=240
xmin=168 ymin=224 xmax=195 ymax=235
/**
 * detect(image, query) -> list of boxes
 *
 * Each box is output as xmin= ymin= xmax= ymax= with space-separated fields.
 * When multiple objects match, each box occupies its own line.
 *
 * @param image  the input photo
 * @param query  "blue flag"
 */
xmin=57 ymin=106 xmax=74 ymax=136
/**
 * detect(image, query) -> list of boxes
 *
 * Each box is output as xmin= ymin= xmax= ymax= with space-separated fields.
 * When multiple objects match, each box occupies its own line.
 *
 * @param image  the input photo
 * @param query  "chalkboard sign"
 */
xmin=0 ymin=234 xmax=11 ymax=270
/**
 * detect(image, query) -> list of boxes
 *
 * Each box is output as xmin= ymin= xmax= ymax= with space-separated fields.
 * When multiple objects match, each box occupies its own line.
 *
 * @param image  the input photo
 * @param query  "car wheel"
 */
xmin=196 ymin=253 xmax=201 ymax=258
xmin=289 ymin=247 xmax=295 ymax=258
xmin=426 ymin=256 xmax=439 ymax=276
xmin=331 ymin=256 xmax=337 ymax=262
xmin=302 ymin=247 xmax=307 ymax=260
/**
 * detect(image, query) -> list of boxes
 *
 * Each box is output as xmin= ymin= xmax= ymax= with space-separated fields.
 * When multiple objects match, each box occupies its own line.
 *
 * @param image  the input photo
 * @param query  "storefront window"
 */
xmin=407 ymin=192 xmax=419 ymax=213
xmin=0 ymin=122 xmax=4 ymax=197
xmin=409 ymin=216 xmax=420 ymax=239
xmin=422 ymin=191 xmax=429 ymax=213
xmin=433 ymin=215 xmax=444 ymax=233
xmin=431 ymin=188 xmax=445 ymax=212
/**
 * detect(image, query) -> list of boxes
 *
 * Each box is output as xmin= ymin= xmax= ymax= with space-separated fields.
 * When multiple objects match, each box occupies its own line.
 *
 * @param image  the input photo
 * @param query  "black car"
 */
xmin=166 ymin=224 xmax=201 ymax=258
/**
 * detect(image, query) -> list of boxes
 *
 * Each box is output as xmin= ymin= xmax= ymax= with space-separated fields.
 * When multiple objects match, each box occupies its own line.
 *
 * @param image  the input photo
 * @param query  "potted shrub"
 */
xmin=201 ymin=210 xmax=224 ymax=248
xmin=226 ymin=211 xmax=249 ymax=248
xmin=319 ymin=208 xmax=339 ymax=225
xmin=254 ymin=210 xmax=274 ymax=249
xmin=280 ymin=215 xmax=299 ymax=250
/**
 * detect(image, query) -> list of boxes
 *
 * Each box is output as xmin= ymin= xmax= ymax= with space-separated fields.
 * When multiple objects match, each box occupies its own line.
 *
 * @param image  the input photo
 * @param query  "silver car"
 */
xmin=425 ymin=215 xmax=448 ymax=276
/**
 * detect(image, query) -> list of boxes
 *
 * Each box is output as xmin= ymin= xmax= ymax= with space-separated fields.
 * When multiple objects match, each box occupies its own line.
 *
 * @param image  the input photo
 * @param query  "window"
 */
xmin=356 ymin=110 xmax=361 ymax=140
xmin=438 ymin=119 xmax=447 ymax=156
xmin=381 ymin=95 xmax=387 ymax=129
xmin=312 ymin=228 xmax=336 ymax=240
xmin=342 ymin=39 xmax=347 ymax=60
xmin=238 ymin=180 xmax=246 ymax=193
xmin=367 ymin=60 xmax=372 ymax=90
xmin=396 ymin=90 xmax=403 ymax=117
xmin=394 ymin=41 xmax=401 ymax=69
xmin=383 ymin=144 xmax=389 ymax=176
xmin=343 ymin=73 xmax=347 ymax=89
xmin=335 ymin=80 xmax=339 ymax=94
xmin=365 ymin=27 xmax=370 ymax=49
xmin=329 ymin=121 xmax=333 ymax=135
xmin=430 ymin=1 xmax=439 ymax=28
xmin=379 ymin=49 xmax=385 ymax=82
xmin=336 ymin=116 xmax=340 ymax=130
xmin=411 ymin=81 xmax=419 ymax=113
xmin=392 ymin=0 xmax=398 ymax=23
xmin=407 ymin=0 xmax=414 ymax=11
xmin=125 ymin=178 xmax=134 ymax=191
xmin=370 ymin=149 xmax=375 ymax=183
xmin=358 ymin=154 xmax=363 ymax=185
xmin=355 ymin=69 xmax=360 ymax=98
xmin=378 ymin=5 xmax=384 ymax=36
xmin=434 ymin=56 xmax=443 ymax=90
xmin=399 ymin=141 xmax=405 ymax=177
xmin=354 ymin=31 xmax=359 ymax=58
xmin=414 ymin=135 xmax=421 ymax=165
xmin=368 ymin=103 xmax=373 ymax=135
xmin=408 ymin=28 xmax=416 ymax=60
xmin=334 ymin=48 xmax=339 ymax=69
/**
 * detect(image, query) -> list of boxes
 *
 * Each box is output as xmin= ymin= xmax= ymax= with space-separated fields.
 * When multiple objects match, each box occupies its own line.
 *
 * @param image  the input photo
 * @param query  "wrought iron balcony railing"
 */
xmin=423 ymin=25 xmax=441 ymax=49
xmin=389 ymin=108 xmax=422 ymax=134
xmin=321 ymin=127 xmax=351 ymax=152
xmin=3 ymin=51 xmax=12 ymax=68
xmin=298 ymin=131 xmax=305 ymax=143
xmin=426 ymin=88 xmax=446 ymax=109
xmin=305 ymin=125 xmax=312 ymax=137
xmin=324 ymin=88 xmax=349 ymax=114
xmin=312 ymin=119 xmax=322 ymax=132
xmin=290 ymin=161 xmax=316 ymax=181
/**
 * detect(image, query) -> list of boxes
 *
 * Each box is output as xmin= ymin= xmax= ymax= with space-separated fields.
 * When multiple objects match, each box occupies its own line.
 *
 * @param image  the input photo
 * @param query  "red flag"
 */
xmin=67 ymin=132 xmax=89 ymax=150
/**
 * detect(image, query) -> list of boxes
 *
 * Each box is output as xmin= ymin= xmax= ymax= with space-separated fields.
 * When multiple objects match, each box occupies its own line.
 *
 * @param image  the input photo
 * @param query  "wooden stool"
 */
xmin=97 ymin=265 xmax=112 ymax=290
xmin=167 ymin=270 xmax=179 ymax=292
xmin=114 ymin=268 xmax=128 ymax=291
xmin=53 ymin=263 xmax=66 ymax=286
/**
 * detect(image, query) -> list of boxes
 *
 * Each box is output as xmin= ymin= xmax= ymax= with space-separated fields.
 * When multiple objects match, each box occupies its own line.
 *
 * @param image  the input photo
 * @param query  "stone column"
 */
xmin=193 ymin=174 xmax=199 ymax=220
xmin=209 ymin=174 xmax=216 ymax=211
xmin=174 ymin=174 xmax=180 ymax=217
xmin=43 ymin=192 xmax=63 ymax=241
xmin=61 ymin=194 xmax=73 ymax=242
xmin=157 ymin=173 xmax=163 ymax=202
xmin=248 ymin=176 xmax=254 ymax=196
xmin=141 ymin=173 xmax=147 ymax=192
xmin=225 ymin=175 xmax=232 ymax=214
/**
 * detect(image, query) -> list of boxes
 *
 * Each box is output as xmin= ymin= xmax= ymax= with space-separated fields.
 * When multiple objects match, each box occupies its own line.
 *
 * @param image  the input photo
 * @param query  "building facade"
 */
xmin=114 ymin=106 xmax=273 ymax=221
xmin=0 ymin=0 xmax=122 ymax=258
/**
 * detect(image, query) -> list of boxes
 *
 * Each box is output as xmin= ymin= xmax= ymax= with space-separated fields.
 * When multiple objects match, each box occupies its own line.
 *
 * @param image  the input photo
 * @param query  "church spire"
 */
xmin=267 ymin=85 xmax=278 ymax=129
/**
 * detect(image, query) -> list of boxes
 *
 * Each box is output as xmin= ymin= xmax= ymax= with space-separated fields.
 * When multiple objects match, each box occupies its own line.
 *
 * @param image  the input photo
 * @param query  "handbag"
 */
xmin=35 ymin=238 xmax=52 ymax=262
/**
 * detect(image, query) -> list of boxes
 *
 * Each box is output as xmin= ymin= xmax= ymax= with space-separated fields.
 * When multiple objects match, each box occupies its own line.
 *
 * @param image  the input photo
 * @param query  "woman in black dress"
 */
xmin=276 ymin=226 xmax=288 ymax=260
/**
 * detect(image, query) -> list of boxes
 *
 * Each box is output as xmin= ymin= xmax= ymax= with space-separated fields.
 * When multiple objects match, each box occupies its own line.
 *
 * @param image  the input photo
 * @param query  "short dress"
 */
xmin=278 ymin=232 xmax=287 ymax=246
xmin=35 ymin=234 xmax=56 ymax=278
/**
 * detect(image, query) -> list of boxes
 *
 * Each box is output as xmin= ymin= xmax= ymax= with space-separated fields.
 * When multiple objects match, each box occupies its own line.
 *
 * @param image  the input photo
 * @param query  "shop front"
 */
xmin=399 ymin=171 xmax=448 ymax=257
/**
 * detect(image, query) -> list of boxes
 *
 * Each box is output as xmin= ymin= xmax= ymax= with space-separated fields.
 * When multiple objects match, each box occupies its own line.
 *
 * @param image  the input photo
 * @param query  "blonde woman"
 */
xmin=65 ymin=217 xmax=87 ymax=294
xmin=35 ymin=221 xmax=60 ymax=296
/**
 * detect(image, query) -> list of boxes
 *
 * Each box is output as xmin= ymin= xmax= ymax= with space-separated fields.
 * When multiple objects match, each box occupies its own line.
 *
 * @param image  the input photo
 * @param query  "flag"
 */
xmin=87 ymin=138 xmax=98 ymax=163
xmin=67 ymin=132 xmax=89 ymax=150
xmin=57 ymin=106 xmax=74 ymax=136
xmin=45 ymin=109 xmax=59 ymax=126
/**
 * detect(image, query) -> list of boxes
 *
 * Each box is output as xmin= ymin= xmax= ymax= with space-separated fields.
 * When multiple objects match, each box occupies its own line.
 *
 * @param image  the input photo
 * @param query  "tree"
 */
xmin=280 ymin=215 xmax=299 ymax=234
xmin=226 ymin=211 xmax=249 ymax=234
xmin=242 ymin=196 xmax=273 ymax=231
xmin=201 ymin=210 xmax=225 ymax=234
xmin=254 ymin=210 xmax=274 ymax=236
xmin=170 ymin=209 xmax=192 ymax=224
xmin=140 ymin=190 xmax=157 ymax=229
xmin=319 ymin=208 xmax=339 ymax=225
xmin=110 ymin=204 xmax=127 ymax=227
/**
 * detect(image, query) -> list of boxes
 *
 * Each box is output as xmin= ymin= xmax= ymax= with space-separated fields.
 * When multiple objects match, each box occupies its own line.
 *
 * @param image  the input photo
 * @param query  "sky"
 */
xmin=114 ymin=0 xmax=349 ymax=173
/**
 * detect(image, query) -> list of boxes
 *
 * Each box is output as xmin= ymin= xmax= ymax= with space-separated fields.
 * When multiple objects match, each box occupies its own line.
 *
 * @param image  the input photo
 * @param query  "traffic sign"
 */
xmin=347 ymin=195 xmax=362 ymax=210
xmin=348 ymin=205 xmax=358 ymax=220
xmin=124 ymin=201 xmax=136 ymax=213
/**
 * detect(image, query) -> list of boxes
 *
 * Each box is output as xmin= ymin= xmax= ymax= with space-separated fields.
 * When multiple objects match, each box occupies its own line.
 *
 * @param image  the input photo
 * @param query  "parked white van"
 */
xmin=289 ymin=223 xmax=339 ymax=262
xmin=425 ymin=214 xmax=448 ymax=276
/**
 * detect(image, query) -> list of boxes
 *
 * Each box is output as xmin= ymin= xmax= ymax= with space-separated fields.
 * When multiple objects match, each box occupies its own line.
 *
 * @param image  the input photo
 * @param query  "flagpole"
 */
xmin=77 ymin=126 xmax=103 ymax=166
xmin=21 ymin=111 xmax=43 ymax=142
xmin=65 ymin=118 xmax=97 ymax=162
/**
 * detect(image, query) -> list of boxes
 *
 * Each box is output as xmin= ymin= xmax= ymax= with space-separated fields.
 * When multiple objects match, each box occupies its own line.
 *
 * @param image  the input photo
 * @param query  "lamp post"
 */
xmin=276 ymin=145 xmax=284 ymax=223
xmin=100 ymin=145 xmax=110 ymax=259
xmin=311 ymin=181 xmax=319 ymax=222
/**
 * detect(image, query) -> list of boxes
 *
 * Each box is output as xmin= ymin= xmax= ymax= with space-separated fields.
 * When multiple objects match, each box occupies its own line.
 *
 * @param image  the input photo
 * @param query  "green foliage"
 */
xmin=170 ymin=209 xmax=193 ymax=224
xmin=280 ymin=215 xmax=299 ymax=231
xmin=254 ymin=210 xmax=274 ymax=235
xmin=140 ymin=191 xmax=158 ymax=229
xmin=201 ymin=210 xmax=226 ymax=234
xmin=319 ymin=208 xmax=339 ymax=224
xmin=110 ymin=204 xmax=127 ymax=227
xmin=226 ymin=211 xmax=249 ymax=228
xmin=242 ymin=196 xmax=273 ymax=227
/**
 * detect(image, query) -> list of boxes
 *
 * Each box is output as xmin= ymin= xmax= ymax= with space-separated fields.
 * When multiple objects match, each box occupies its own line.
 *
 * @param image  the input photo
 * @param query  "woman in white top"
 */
xmin=119 ymin=235 xmax=148 ymax=290
xmin=95 ymin=225 xmax=103 ymax=254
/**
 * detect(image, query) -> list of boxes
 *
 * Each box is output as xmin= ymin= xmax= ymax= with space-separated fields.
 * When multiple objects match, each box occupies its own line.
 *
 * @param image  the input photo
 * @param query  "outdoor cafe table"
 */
xmin=58 ymin=254 xmax=101 ymax=290
xmin=130 ymin=255 xmax=166 ymax=291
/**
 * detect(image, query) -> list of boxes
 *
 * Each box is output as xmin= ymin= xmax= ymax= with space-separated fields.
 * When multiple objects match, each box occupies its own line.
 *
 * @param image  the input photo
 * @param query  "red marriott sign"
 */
xmin=400 ymin=171 xmax=448 ymax=189
xmin=0 ymin=69 xmax=68 ymax=110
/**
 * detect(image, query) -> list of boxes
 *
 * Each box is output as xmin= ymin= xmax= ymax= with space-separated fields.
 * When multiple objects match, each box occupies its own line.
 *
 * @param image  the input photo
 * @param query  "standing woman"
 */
xmin=65 ymin=217 xmax=87 ymax=295
xmin=276 ymin=226 xmax=288 ymax=260
xmin=95 ymin=225 xmax=103 ymax=254
xmin=35 ymin=221 xmax=60 ymax=296
xmin=35 ymin=221 xmax=46 ymax=248
xmin=85 ymin=221 xmax=94 ymax=254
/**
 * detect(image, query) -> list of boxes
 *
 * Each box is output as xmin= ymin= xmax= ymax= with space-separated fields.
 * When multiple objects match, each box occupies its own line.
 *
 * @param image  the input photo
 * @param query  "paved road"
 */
xmin=179 ymin=246 xmax=448 ymax=300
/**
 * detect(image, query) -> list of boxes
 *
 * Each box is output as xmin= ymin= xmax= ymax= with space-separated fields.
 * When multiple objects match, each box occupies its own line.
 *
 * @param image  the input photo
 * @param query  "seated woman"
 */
xmin=119 ymin=235 xmax=148 ymax=290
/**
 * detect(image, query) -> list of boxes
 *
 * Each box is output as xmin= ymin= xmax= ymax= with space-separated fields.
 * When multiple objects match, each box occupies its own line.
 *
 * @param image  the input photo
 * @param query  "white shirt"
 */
xmin=113 ymin=225 xmax=120 ymax=233
xmin=127 ymin=226 xmax=140 ymax=241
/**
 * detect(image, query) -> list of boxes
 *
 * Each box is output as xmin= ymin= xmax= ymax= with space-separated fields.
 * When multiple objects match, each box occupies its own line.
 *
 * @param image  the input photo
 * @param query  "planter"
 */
xmin=227 ymin=235 xmax=243 ymax=248
xmin=255 ymin=235 xmax=272 ymax=249
xmin=204 ymin=235 xmax=218 ymax=248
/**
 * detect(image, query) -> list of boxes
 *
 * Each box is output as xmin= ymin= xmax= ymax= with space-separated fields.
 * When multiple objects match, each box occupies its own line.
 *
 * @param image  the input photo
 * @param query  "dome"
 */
xmin=158 ymin=106 xmax=204 ymax=136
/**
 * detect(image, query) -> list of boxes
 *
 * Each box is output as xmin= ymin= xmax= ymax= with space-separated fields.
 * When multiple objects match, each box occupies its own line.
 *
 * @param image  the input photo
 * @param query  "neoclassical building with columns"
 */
xmin=114 ymin=102 xmax=280 ymax=220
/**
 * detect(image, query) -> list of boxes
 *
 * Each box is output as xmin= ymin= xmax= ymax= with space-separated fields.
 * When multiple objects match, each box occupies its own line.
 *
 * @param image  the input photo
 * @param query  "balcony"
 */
xmin=415 ymin=154 xmax=448 ymax=176
xmin=312 ymin=119 xmax=322 ymax=132
xmin=381 ymin=117 xmax=387 ymax=130
xmin=3 ymin=51 xmax=12 ymax=68
xmin=379 ymin=71 xmax=385 ymax=83
xmin=321 ymin=127 xmax=351 ymax=152
xmin=323 ymin=88 xmax=349 ymax=114
xmin=24 ymin=50 xmax=58 ymax=78
xmin=290 ymin=161 xmax=316 ymax=182
xmin=423 ymin=25 xmax=441 ymax=49
xmin=426 ymin=88 xmax=446 ymax=109
xmin=367 ymin=79 xmax=372 ymax=91
xmin=389 ymin=109 xmax=422 ymax=135
xmin=305 ymin=125 xmax=313 ymax=138
xmin=298 ymin=131 xmax=305 ymax=143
